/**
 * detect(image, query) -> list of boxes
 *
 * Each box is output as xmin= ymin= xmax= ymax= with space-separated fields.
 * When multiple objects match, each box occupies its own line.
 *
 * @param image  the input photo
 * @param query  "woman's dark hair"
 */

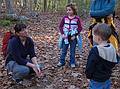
xmin=66 ymin=3 xmax=77 ymax=15
xmin=93 ymin=23 xmax=112 ymax=41
xmin=14 ymin=23 xmax=27 ymax=33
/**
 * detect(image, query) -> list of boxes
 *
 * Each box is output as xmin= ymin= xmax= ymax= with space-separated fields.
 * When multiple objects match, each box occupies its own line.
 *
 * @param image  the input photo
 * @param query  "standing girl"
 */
xmin=57 ymin=3 xmax=82 ymax=68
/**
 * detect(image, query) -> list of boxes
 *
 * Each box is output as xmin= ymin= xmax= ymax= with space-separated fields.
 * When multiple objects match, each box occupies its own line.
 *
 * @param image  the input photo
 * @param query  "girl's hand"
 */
xmin=62 ymin=34 xmax=66 ymax=38
xmin=71 ymin=36 xmax=75 ymax=40
xmin=87 ymin=79 xmax=90 ymax=82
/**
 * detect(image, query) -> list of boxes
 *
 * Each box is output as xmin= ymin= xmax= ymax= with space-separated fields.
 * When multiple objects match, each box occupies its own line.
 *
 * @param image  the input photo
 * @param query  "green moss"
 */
xmin=0 ymin=20 xmax=11 ymax=27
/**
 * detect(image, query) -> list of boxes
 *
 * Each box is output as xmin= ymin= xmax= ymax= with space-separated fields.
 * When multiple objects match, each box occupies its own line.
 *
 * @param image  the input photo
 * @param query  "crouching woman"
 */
xmin=5 ymin=23 xmax=42 ymax=84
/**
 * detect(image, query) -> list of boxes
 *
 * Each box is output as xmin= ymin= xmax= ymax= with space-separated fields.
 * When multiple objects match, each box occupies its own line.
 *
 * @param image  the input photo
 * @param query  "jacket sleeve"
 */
xmin=59 ymin=17 xmax=65 ymax=34
xmin=9 ymin=40 xmax=30 ymax=65
xmin=77 ymin=17 xmax=82 ymax=34
xmin=85 ymin=47 xmax=98 ymax=79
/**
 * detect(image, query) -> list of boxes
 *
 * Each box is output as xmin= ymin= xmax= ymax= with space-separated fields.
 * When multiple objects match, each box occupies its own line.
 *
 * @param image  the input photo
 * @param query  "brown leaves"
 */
xmin=0 ymin=14 xmax=120 ymax=89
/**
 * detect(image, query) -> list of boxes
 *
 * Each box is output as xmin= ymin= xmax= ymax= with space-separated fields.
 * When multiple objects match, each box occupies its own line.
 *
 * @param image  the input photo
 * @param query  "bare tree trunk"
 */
xmin=68 ymin=0 xmax=71 ymax=4
xmin=34 ymin=0 xmax=37 ymax=4
xmin=33 ymin=0 xmax=37 ymax=11
xmin=75 ymin=0 xmax=81 ymax=15
xmin=0 ymin=0 xmax=2 ymax=15
xmin=28 ymin=0 xmax=37 ymax=12
xmin=116 ymin=0 xmax=120 ymax=16
xmin=28 ymin=0 xmax=33 ymax=12
xmin=52 ymin=0 xmax=56 ymax=11
xmin=14 ymin=0 xmax=17 ymax=9
xmin=44 ymin=0 xmax=47 ymax=12
xmin=47 ymin=0 xmax=51 ymax=11
xmin=23 ymin=0 xmax=27 ymax=8
xmin=78 ymin=0 xmax=86 ymax=17
xmin=57 ymin=0 xmax=60 ymax=11
xmin=27 ymin=0 xmax=38 ymax=17
xmin=56 ymin=0 xmax=59 ymax=11
xmin=5 ymin=0 xmax=15 ymax=14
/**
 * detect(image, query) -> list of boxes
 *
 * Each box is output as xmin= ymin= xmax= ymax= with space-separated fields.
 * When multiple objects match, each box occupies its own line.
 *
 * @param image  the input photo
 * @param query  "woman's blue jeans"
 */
xmin=6 ymin=61 xmax=30 ymax=80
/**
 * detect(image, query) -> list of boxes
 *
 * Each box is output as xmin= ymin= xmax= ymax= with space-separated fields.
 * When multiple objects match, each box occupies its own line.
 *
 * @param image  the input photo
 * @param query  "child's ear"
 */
xmin=98 ymin=36 xmax=102 ymax=41
xmin=15 ymin=32 xmax=20 ymax=36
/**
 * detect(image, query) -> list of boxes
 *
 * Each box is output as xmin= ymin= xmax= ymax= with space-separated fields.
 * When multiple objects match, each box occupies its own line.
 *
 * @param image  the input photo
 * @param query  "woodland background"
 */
xmin=0 ymin=0 xmax=120 ymax=89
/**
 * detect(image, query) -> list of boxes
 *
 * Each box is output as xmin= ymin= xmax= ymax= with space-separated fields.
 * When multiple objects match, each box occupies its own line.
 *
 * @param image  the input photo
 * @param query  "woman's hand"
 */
xmin=71 ymin=35 xmax=75 ymax=40
xmin=26 ymin=62 xmax=43 ymax=78
xmin=32 ymin=65 xmax=42 ymax=78
xmin=31 ymin=57 xmax=43 ymax=77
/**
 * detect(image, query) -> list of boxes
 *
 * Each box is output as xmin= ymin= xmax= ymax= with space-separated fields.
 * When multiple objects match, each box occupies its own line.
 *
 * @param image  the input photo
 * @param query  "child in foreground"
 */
xmin=85 ymin=23 xmax=118 ymax=89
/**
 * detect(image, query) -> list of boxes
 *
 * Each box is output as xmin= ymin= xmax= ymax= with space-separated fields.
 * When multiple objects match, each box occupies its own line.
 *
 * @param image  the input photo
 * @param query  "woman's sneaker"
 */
xmin=15 ymin=79 xmax=23 ymax=85
xmin=12 ymin=78 xmax=23 ymax=85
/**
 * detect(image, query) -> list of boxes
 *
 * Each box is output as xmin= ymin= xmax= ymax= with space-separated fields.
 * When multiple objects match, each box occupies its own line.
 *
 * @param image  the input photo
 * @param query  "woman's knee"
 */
xmin=14 ymin=66 xmax=30 ymax=76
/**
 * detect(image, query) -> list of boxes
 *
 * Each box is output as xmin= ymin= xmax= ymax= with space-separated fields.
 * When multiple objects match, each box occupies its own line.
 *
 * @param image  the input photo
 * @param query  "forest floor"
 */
xmin=0 ymin=13 xmax=120 ymax=89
